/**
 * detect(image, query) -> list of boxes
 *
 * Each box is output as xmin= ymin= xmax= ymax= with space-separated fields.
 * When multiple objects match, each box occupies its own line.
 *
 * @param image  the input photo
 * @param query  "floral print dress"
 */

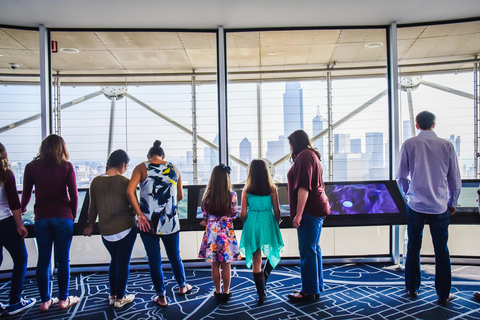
xmin=198 ymin=191 xmax=241 ymax=262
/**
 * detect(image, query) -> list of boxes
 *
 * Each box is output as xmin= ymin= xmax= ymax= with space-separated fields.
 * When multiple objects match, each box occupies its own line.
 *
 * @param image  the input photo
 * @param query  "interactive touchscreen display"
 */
xmin=326 ymin=183 xmax=400 ymax=215
xmin=21 ymin=190 xmax=87 ymax=225
xmin=456 ymin=181 xmax=480 ymax=213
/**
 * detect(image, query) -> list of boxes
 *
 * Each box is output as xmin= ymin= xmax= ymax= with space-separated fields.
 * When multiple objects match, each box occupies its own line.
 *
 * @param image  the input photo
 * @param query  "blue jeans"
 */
xmin=0 ymin=216 xmax=28 ymax=305
xmin=139 ymin=231 xmax=186 ymax=296
xmin=34 ymin=218 xmax=73 ymax=303
xmin=405 ymin=206 xmax=451 ymax=300
xmin=297 ymin=212 xmax=325 ymax=295
xmin=102 ymin=228 xmax=137 ymax=298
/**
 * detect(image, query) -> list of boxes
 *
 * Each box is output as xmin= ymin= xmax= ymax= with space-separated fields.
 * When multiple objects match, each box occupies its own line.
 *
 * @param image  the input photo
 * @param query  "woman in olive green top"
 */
xmin=83 ymin=150 xmax=149 ymax=309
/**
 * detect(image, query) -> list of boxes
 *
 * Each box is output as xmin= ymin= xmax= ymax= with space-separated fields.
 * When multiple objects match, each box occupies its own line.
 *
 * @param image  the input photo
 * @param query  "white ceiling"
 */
xmin=0 ymin=0 xmax=479 ymax=30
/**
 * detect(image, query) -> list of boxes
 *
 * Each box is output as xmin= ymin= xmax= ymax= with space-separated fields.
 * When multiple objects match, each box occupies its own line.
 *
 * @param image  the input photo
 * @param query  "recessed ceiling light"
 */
xmin=0 ymin=53 xmax=3 ymax=57
xmin=60 ymin=48 xmax=80 ymax=54
xmin=268 ymin=52 xmax=276 ymax=55
xmin=365 ymin=42 xmax=384 ymax=49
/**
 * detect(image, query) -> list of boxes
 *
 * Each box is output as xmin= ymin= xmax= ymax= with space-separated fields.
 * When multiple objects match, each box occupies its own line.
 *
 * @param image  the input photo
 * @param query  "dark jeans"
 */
xmin=34 ymin=217 xmax=73 ymax=302
xmin=0 ymin=216 xmax=28 ymax=305
xmin=102 ymin=228 xmax=137 ymax=298
xmin=297 ymin=212 xmax=325 ymax=295
xmin=405 ymin=206 xmax=451 ymax=300
xmin=139 ymin=231 xmax=186 ymax=296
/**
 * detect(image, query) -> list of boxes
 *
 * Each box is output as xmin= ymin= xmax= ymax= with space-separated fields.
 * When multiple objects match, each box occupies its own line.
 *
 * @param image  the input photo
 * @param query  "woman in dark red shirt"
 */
xmin=21 ymin=135 xmax=80 ymax=311
xmin=286 ymin=130 xmax=330 ymax=302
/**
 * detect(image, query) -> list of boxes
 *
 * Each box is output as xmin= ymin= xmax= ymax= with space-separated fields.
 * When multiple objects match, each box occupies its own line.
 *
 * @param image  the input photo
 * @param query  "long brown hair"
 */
xmin=0 ymin=143 xmax=11 ymax=184
xmin=244 ymin=159 xmax=274 ymax=196
xmin=288 ymin=129 xmax=321 ymax=162
xmin=202 ymin=164 xmax=234 ymax=217
xmin=34 ymin=134 xmax=69 ymax=165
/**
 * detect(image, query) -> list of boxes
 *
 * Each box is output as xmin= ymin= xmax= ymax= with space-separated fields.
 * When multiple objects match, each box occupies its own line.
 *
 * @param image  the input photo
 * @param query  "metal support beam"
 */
xmin=420 ymin=80 xmax=475 ymax=100
xmin=107 ymin=97 xmax=116 ymax=156
xmin=327 ymin=72 xmax=333 ymax=182
xmin=0 ymin=90 xmax=103 ymax=134
xmin=39 ymin=25 xmax=52 ymax=139
xmin=257 ymin=82 xmax=263 ymax=158
xmin=191 ymin=75 xmax=198 ymax=185
xmin=126 ymin=93 xmax=248 ymax=168
xmin=53 ymin=76 xmax=61 ymax=135
xmin=217 ymin=26 xmax=228 ymax=165
xmin=406 ymin=88 xmax=416 ymax=138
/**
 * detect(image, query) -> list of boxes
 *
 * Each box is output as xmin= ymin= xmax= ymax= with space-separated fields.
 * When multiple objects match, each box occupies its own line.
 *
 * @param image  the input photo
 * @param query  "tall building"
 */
xmin=283 ymin=82 xmax=304 ymax=136
xmin=334 ymin=133 xmax=351 ymax=154
xmin=455 ymin=136 xmax=461 ymax=158
xmin=204 ymin=134 xmax=219 ymax=174
xmin=366 ymin=132 xmax=384 ymax=168
xmin=312 ymin=106 xmax=327 ymax=156
xmin=351 ymin=139 xmax=362 ymax=153
xmin=266 ymin=137 xmax=289 ymax=182
xmin=403 ymin=120 xmax=413 ymax=141
xmin=239 ymin=137 xmax=252 ymax=182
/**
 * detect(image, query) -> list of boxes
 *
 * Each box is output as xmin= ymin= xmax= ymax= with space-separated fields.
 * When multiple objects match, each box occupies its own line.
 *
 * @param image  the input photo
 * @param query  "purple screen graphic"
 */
xmin=326 ymin=183 xmax=400 ymax=215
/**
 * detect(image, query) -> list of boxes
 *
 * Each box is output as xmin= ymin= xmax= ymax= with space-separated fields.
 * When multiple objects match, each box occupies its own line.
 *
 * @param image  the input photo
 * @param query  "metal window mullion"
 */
xmin=327 ymin=72 xmax=333 ymax=182
xmin=217 ymin=26 xmax=228 ymax=165
xmin=257 ymin=82 xmax=263 ymax=158
xmin=39 ymin=24 xmax=52 ymax=139
xmin=192 ymin=74 xmax=198 ymax=185
xmin=388 ymin=22 xmax=401 ymax=265
xmin=475 ymin=62 xmax=480 ymax=178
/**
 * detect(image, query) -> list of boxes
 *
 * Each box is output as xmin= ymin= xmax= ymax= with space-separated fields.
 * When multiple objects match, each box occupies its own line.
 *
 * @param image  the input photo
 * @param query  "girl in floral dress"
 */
xmin=198 ymin=164 xmax=240 ymax=303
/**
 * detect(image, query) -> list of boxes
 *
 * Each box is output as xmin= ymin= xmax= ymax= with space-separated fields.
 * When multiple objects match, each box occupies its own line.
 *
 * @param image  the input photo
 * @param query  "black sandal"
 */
xmin=214 ymin=292 xmax=223 ymax=303
xmin=222 ymin=292 xmax=232 ymax=303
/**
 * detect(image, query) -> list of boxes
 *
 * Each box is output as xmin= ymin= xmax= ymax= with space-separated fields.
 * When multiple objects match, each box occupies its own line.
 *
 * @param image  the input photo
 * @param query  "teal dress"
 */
xmin=239 ymin=194 xmax=284 ymax=268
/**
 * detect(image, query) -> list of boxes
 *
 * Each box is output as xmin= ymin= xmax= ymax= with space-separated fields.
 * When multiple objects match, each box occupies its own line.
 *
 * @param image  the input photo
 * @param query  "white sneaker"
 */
xmin=109 ymin=295 xmax=116 ymax=306
xmin=114 ymin=294 xmax=135 ymax=308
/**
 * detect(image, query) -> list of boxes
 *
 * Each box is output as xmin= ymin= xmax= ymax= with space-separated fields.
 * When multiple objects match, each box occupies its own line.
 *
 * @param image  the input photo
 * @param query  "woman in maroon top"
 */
xmin=0 ymin=143 xmax=36 ymax=315
xmin=286 ymin=130 xmax=330 ymax=302
xmin=21 ymin=135 xmax=80 ymax=311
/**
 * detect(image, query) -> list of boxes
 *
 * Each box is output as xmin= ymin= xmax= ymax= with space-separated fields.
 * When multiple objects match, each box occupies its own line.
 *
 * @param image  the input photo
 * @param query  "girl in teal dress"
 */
xmin=239 ymin=159 xmax=284 ymax=305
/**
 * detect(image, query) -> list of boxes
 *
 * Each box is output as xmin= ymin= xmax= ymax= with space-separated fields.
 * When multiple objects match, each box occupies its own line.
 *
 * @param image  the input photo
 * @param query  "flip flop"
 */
xmin=59 ymin=296 xmax=80 ymax=310
xmin=178 ymin=284 xmax=193 ymax=295
xmin=152 ymin=295 xmax=168 ymax=307
xmin=40 ymin=297 xmax=59 ymax=312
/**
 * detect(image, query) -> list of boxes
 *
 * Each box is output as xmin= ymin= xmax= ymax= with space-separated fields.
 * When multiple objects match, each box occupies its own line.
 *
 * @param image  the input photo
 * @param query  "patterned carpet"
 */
xmin=1 ymin=263 xmax=480 ymax=319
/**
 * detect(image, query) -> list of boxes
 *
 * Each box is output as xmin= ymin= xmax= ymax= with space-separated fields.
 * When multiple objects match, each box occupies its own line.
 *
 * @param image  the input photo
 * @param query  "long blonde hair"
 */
xmin=202 ymin=164 xmax=234 ymax=217
xmin=34 ymin=134 xmax=69 ymax=165
xmin=0 ymin=143 xmax=11 ymax=184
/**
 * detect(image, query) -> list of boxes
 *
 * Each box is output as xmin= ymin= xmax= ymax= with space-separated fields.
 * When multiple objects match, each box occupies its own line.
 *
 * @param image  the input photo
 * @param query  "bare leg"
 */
xmin=252 ymin=249 xmax=262 ymax=273
xmin=221 ymin=262 xmax=231 ymax=294
xmin=212 ymin=262 xmax=221 ymax=293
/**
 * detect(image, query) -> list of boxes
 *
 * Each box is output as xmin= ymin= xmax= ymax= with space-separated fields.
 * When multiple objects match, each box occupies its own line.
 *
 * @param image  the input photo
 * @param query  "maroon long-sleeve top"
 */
xmin=21 ymin=159 xmax=78 ymax=220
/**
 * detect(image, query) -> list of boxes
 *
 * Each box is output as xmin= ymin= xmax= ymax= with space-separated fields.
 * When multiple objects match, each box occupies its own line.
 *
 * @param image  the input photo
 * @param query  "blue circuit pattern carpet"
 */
xmin=1 ymin=263 xmax=480 ymax=319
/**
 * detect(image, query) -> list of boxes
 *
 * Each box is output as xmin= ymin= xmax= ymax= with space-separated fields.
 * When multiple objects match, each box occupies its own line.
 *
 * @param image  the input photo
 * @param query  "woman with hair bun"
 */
xmin=127 ymin=140 xmax=192 ymax=307
xmin=84 ymin=149 xmax=147 ymax=309
xmin=21 ymin=134 xmax=80 ymax=311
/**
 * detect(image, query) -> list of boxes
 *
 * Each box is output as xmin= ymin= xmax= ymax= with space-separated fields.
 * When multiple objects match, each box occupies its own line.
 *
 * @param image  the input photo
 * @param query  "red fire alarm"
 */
xmin=51 ymin=41 xmax=58 ymax=53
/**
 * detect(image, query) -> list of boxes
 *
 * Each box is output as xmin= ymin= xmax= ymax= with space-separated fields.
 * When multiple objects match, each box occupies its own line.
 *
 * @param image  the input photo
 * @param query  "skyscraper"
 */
xmin=351 ymin=139 xmax=362 ymax=153
xmin=334 ymin=133 xmax=351 ymax=154
xmin=239 ymin=137 xmax=252 ymax=182
xmin=312 ymin=105 xmax=327 ymax=156
xmin=366 ymin=132 xmax=384 ymax=168
xmin=283 ymin=82 xmax=304 ymax=136
xmin=403 ymin=120 xmax=413 ymax=141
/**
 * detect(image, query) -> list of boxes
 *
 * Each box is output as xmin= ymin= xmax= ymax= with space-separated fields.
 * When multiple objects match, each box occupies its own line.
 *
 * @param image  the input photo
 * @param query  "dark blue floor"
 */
xmin=1 ymin=263 xmax=480 ymax=319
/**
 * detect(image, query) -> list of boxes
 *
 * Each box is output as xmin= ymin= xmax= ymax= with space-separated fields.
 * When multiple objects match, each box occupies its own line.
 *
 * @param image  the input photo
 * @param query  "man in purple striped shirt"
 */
xmin=397 ymin=110 xmax=462 ymax=305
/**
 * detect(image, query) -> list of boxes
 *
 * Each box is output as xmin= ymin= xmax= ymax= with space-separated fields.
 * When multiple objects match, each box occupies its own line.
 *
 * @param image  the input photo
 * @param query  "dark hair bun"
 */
xmin=153 ymin=140 xmax=161 ymax=148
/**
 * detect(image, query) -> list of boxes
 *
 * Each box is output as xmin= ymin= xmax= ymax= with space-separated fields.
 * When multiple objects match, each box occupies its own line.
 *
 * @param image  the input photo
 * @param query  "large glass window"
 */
xmin=398 ymin=21 xmax=480 ymax=178
xmin=49 ymin=31 xmax=218 ymax=187
xmin=0 ymin=27 xmax=41 ymax=187
xmin=226 ymin=28 xmax=388 ymax=183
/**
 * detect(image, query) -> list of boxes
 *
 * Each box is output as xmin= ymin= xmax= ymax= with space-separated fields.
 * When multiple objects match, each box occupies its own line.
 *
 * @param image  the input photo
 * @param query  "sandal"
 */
xmin=153 ymin=295 xmax=168 ymax=307
xmin=40 ymin=297 xmax=59 ymax=312
xmin=59 ymin=296 xmax=80 ymax=310
xmin=178 ymin=283 xmax=193 ymax=295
